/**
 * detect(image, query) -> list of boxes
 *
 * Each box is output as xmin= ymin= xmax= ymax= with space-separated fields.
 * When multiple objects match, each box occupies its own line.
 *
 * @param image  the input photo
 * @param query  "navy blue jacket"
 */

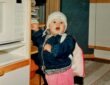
xmin=32 ymin=29 xmax=76 ymax=71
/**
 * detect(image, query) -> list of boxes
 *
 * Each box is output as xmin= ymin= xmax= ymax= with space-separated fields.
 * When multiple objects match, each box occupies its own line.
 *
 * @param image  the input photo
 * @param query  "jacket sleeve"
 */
xmin=72 ymin=42 xmax=85 ymax=77
xmin=51 ymin=35 xmax=76 ymax=58
xmin=31 ymin=29 xmax=44 ymax=46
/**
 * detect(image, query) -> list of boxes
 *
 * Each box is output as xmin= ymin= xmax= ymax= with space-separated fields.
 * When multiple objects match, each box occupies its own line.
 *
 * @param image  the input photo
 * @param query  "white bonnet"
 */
xmin=46 ymin=11 xmax=67 ymax=31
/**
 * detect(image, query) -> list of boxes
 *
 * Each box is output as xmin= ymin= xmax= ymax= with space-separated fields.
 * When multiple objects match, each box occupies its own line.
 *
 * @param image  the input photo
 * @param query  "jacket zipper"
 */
xmin=41 ymin=35 xmax=50 ymax=72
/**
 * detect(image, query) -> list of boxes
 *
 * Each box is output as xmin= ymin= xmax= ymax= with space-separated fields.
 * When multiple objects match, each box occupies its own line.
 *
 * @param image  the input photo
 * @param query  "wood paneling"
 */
xmin=89 ymin=45 xmax=110 ymax=51
xmin=46 ymin=0 xmax=60 ymax=20
xmin=90 ymin=0 xmax=110 ymax=3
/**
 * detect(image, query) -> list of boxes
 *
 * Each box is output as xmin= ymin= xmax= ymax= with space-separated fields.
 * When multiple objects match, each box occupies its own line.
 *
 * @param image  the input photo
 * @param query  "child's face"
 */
xmin=49 ymin=19 xmax=65 ymax=35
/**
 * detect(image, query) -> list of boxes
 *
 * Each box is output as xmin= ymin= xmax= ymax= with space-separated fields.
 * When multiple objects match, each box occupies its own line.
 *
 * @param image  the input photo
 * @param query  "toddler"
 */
xmin=31 ymin=11 xmax=84 ymax=85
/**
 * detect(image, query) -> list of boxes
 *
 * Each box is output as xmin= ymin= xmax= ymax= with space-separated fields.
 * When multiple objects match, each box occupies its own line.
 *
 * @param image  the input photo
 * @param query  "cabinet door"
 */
xmin=95 ymin=3 xmax=110 ymax=48
xmin=0 ymin=65 xmax=29 ymax=85
xmin=89 ymin=0 xmax=110 ymax=49
xmin=89 ymin=0 xmax=110 ymax=60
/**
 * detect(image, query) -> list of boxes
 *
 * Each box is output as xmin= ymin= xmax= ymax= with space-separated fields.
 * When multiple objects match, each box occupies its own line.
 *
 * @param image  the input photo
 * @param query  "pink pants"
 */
xmin=45 ymin=68 xmax=74 ymax=85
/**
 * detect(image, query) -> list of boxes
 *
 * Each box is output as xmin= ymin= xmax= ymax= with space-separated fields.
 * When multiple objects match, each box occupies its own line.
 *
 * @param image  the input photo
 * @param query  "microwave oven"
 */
xmin=0 ymin=0 xmax=26 ymax=50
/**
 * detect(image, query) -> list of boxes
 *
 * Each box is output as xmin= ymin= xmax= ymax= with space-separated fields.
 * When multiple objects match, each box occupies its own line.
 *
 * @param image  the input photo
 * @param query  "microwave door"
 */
xmin=0 ymin=2 xmax=9 ymax=44
xmin=0 ymin=1 xmax=21 ymax=45
xmin=0 ymin=0 xmax=24 ymax=45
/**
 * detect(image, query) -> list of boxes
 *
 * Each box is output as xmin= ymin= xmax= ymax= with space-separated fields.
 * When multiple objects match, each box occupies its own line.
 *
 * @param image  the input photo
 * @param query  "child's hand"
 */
xmin=31 ymin=23 xmax=39 ymax=31
xmin=44 ymin=44 xmax=52 ymax=52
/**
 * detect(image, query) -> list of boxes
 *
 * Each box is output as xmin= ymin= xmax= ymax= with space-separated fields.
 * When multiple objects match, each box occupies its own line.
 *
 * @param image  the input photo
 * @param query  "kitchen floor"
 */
xmin=84 ymin=59 xmax=110 ymax=85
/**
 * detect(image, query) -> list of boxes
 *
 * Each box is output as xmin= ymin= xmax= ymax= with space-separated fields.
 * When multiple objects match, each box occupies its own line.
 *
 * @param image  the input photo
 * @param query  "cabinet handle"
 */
xmin=0 ymin=70 xmax=5 ymax=77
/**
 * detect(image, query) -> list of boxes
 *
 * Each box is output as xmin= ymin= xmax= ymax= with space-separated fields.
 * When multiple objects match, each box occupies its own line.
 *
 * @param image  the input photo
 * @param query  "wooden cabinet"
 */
xmin=89 ymin=0 xmax=110 ymax=60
